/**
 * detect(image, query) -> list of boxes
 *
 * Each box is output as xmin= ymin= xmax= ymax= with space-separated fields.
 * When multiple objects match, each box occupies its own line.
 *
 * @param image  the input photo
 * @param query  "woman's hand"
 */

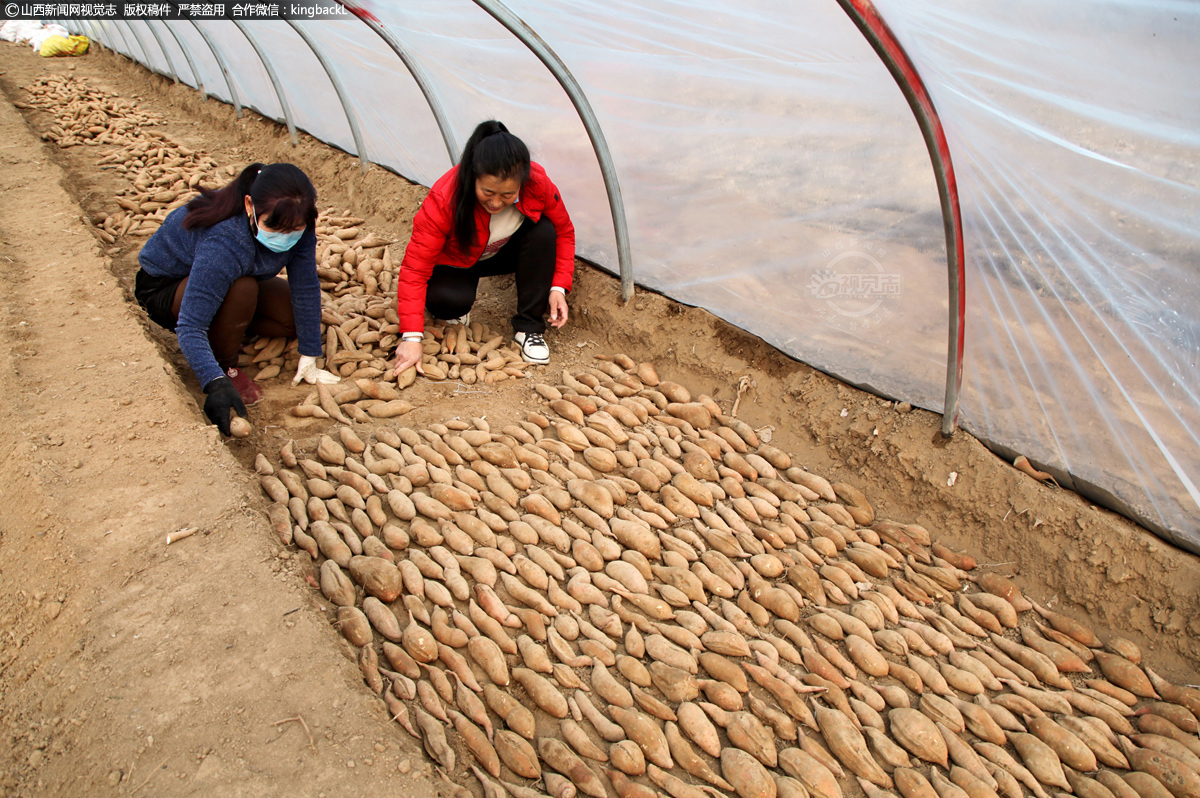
xmin=548 ymin=291 xmax=569 ymax=328
xmin=202 ymin=376 xmax=247 ymax=436
xmin=292 ymin=355 xmax=340 ymax=386
xmin=392 ymin=340 xmax=425 ymax=377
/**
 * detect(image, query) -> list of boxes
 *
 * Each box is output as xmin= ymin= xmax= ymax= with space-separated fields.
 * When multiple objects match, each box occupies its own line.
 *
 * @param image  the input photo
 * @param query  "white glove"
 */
xmin=292 ymin=355 xmax=340 ymax=386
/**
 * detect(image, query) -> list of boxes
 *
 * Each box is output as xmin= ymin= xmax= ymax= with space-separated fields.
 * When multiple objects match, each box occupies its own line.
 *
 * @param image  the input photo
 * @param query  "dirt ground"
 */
xmin=0 ymin=42 xmax=1197 ymax=798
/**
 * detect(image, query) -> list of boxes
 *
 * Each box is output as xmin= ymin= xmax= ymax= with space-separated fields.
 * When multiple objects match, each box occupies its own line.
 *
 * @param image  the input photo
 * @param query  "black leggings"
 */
xmin=135 ymin=271 xmax=296 ymax=371
xmin=426 ymin=215 xmax=556 ymax=334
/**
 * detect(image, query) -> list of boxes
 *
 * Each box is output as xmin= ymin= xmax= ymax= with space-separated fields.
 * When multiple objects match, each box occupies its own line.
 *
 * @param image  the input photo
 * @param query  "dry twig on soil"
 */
xmin=273 ymin=715 xmax=317 ymax=754
xmin=130 ymin=757 xmax=169 ymax=795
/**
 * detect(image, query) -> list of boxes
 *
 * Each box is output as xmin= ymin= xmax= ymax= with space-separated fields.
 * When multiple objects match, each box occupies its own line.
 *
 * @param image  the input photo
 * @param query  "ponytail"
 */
xmin=183 ymin=163 xmax=261 ymax=230
xmin=183 ymin=162 xmax=317 ymax=231
xmin=451 ymin=120 xmax=531 ymax=253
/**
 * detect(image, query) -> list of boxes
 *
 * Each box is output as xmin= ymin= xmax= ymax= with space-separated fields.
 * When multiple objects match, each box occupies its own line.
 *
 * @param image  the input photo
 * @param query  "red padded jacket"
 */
xmin=395 ymin=162 xmax=575 ymax=333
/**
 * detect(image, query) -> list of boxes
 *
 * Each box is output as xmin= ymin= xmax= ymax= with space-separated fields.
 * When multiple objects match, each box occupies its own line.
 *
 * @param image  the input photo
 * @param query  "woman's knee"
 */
xmin=426 ymin=266 xmax=478 ymax=316
xmin=224 ymin=276 xmax=260 ymax=316
xmin=208 ymin=278 xmax=259 ymax=364
xmin=527 ymin=215 xmax=557 ymax=248
xmin=211 ymin=277 xmax=259 ymax=339
xmin=252 ymin=277 xmax=296 ymax=337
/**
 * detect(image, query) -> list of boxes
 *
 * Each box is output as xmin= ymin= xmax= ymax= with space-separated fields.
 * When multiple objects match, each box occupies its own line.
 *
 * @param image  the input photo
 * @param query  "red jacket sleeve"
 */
xmin=537 ymin=172 xmax=576 ymax=293
xmin=396 ymin=177 xmax=454 ymax=333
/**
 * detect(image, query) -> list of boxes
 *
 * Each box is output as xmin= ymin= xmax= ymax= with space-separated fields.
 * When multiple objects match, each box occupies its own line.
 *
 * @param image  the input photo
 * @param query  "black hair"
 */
xmin=451 ymin=120 xmax=531 ymax=253
xmin=183 ymin=162 xmax=317 ymax=232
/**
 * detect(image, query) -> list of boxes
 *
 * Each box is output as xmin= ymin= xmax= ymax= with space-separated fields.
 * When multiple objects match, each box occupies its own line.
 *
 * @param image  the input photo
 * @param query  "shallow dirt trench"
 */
xmin=0 ymin=41 xmax=1197 ymax=798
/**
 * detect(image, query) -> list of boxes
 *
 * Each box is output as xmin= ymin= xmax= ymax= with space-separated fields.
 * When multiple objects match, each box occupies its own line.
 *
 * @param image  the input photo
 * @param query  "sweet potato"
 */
xmin=1092 ymin=651 xmax=1159 ymax=698
xmin=1009 ymin=732 xmax=1071 ymax=791
xmin=477 ymin=684 xmax=532 ymax=740
xmin=367 ymin=399 xmax=413 ymax=418
xmin=538 ymin=739 xmax=607 ymax=798
xmin=360 ymin=598 xmax=402 ymax=642
xmin=229 ymin=415 xmax=252 ymax=438
xmin=308 ymin=521 xmax=352 ymax=566
xmin=415 ymin=708 xmax=455 ymax=770
xmin=348 ymin=556 xmax=402 ymax=602
xmin=973 ymin=572 xmax=1033 ymax=612
xmin=494 ymin=729 xmax=540 ymax=778
xmin=607 ymin=706 xmax=672 ymax=770
xmin=1145 ymin=668 xmax=1200 ymax=718
xmin=609 ymin=740 xmax=646 ymax=776
xmin=1028 ymin=716 xmax=1097 ymax=772
xmin=562 ymin=718 xmax=609 ymax=763
xmin=337 ymin=605 xmax=372 ymax=647
xmin=569 ymin=478 xmax=615 ymax=518
xmin=449 ymin=711 xmax=500 ymax=777
xmin=720 ymin=747 xmax=776 ymax=798
xmin=845 ymin=634 xmax=890 ymax=678
xmin=889 ymin=707 xmax=948 ymax=767
xmin=726 ymin=711 xmax=778 ymax=769
xmin=512 ymin=667 xmax=568 ymax=718
xmin=1121 ymin=739 xmax=1200 ymax=798
xmin=1097 ymin=772 xmax=1143 ymax=798
xmin=1124 ymin=772 xmax=1176 ymax=798
xmin=779 ymin=747 xmax=843 ymax=798
xmin=401 ymin=615 xmax=438 ymax=663
xmin=467 ymin=636 xmax=509 ymax=686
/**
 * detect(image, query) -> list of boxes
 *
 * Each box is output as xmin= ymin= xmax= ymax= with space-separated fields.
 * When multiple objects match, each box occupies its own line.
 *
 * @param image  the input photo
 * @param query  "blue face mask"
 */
xmin=250 ymin=203 xmax=304 ymax=252
xmin=256 ymin=227 xmax=304 ymax=253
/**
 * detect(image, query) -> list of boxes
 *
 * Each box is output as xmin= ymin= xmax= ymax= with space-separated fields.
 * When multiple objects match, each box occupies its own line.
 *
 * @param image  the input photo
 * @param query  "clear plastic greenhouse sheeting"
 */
xmin=876 ymin=0 xmax=1200 ymax=552
xmin=74 ymin=0 xmax=1199 ymax=553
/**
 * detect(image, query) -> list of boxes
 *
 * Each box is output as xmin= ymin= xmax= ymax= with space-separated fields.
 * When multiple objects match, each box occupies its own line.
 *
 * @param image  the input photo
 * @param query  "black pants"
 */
xmin=135 ymin=269 xmax=296 ymax=371
xmin=426 ymin=215 xmax=556 ymax=334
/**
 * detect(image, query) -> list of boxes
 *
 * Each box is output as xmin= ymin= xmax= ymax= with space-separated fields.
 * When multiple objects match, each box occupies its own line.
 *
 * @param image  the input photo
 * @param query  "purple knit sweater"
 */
xmin=137 ymin=206 xmax=323 ymax=388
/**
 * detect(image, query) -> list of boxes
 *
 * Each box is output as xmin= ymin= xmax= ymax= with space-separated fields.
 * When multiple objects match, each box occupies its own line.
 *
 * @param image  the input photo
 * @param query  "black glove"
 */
xmin=203 ymin=376 xmax=247 ymax=437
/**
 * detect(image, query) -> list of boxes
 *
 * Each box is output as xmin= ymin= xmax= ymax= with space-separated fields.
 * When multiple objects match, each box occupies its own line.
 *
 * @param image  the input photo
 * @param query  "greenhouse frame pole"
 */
xmin=140 ymin=19 xmax=181 ymax=85
xmin=471 ymin=0 xmax=635 ymax=301
xmin=104 ymin=20 xmax=135 ymax=58
xmin=834 ymin=0 xmax=965 ymax=436
xmin=86 ymin=22 xmax=109 ymax=53
xmin=119 ymin=20 xmax=156 ymax=73
xmin=188 ymin=19 xmax=243 ymax=117
xmin=231 ymin=20 xmax=299 ymax=146
xmin=335 ymin=2 xmax=460 ymax=164
xmin=88 ymin=20 xmax=117 ymax=53
xmin=284 ymin=19 xmax=371 ymax=172
xmin=159 ymin=21 xmax=209 ymax=100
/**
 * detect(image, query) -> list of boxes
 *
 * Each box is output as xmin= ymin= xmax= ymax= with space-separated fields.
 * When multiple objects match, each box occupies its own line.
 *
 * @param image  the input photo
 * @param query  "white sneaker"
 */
xmin=514 ymin=331 xmax=549 ymax=364
xmin=437 ymin=312 xmax=470 ymax=327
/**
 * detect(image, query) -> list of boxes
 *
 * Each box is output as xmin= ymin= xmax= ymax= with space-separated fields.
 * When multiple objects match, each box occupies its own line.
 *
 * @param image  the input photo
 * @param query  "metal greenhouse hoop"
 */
xmin=835 ymin=0 xmax=966 ymax=437
xmin=284 ymin=19 xmax=370 ymax=172
xmin=334 ymin=2 xmax=461 ymax=166
xmin=230 ymin=20 xmax=299 ymax=146
xmin=471 ymin=0 xmax=636 ymax=302
xmin=156 ymin=21 xmax=209 ymax=99
xmin=189 ymin=19 xmax=243 ymax=118
xmin=138 ymin=19 xmax=181 ymax=84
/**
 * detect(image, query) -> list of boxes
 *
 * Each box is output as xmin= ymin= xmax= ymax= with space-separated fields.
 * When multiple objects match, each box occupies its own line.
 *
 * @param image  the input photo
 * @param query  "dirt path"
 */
xmin=0 ymin=46 xmax=430 ymax=798
xmin=1 ymin=40 xmax=1197 ymax=798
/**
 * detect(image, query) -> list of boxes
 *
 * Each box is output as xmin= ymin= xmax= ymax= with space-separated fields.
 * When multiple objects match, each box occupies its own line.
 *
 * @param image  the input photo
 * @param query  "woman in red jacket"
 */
xmin=392 ymin=120 xmax=574 ymax=371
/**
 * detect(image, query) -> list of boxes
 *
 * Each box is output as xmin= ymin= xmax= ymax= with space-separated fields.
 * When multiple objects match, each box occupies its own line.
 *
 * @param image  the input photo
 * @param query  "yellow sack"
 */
xmin=39 ymin=35 xmax=89 ymax=58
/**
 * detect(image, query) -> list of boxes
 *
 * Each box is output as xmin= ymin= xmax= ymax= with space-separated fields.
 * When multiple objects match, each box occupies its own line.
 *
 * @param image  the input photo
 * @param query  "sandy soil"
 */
xmin=0 ymin=42 xmax=1196 ymax=798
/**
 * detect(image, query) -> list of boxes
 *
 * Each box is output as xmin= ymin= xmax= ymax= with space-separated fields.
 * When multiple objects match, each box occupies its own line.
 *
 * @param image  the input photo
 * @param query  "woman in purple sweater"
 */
xmin=135 ymin=162 xmax=337 ymax=436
